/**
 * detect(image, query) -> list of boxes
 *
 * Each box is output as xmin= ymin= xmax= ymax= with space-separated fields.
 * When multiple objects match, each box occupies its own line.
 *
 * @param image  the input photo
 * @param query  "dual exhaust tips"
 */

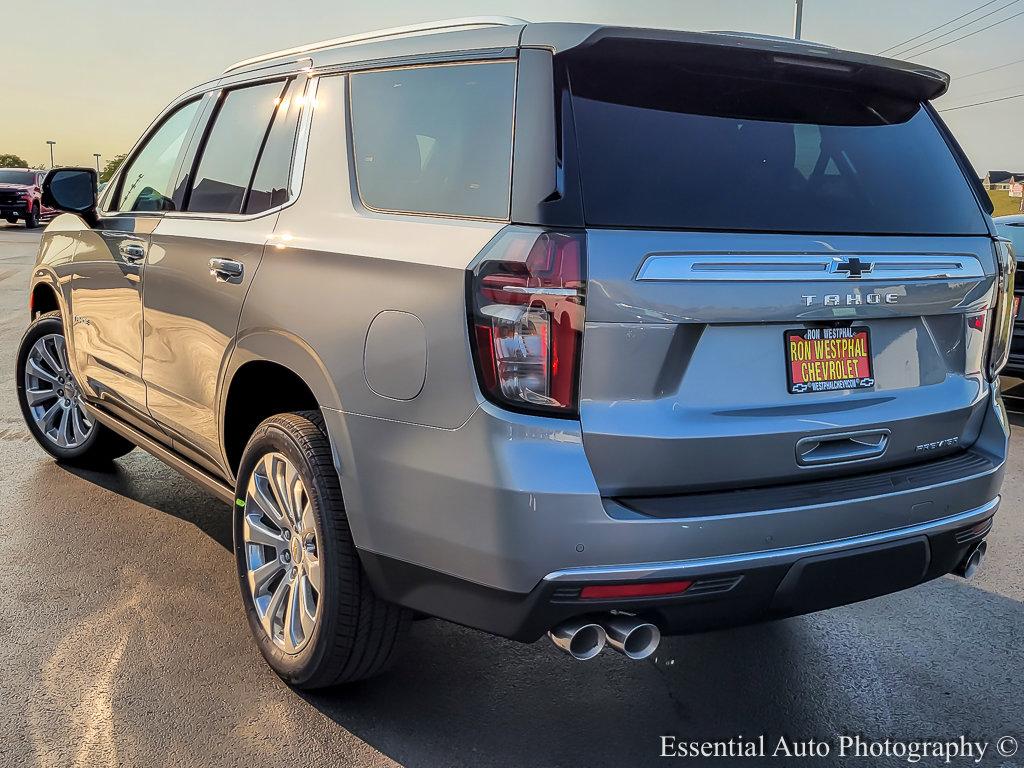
xmin=548 ymin=616 xmax=661 ymax=661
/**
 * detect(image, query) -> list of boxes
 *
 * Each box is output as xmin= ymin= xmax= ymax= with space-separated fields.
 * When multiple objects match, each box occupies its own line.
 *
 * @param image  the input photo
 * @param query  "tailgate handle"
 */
xmin=796 ymin=429 xmax=890 ymax=467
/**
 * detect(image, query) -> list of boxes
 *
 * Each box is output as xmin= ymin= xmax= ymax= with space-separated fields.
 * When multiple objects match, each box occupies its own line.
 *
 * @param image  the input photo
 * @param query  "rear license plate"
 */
xmin=785 ymin=326 xmax=873 ymax=394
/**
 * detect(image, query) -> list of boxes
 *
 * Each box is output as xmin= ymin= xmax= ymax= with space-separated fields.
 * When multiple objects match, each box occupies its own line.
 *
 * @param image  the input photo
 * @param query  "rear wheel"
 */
xmin=16 ymin=312 xmax=135 ymax=465
xmin=234 ymin=410 xmax=410 ymax=689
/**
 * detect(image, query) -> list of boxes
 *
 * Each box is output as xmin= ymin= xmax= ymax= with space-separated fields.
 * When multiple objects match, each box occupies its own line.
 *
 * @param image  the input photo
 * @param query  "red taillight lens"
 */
xmin=468 ymin=227 xmax=585 ymax=415
xmin=580 ymin=581 xmax=693 ymax=600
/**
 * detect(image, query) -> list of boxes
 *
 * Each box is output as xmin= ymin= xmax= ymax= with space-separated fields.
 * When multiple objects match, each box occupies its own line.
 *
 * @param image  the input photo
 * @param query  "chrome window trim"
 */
xmin=635 ymin=253 xmax=987 ymax=282
xmin=289 ymin=75 xmax=318 ymax=201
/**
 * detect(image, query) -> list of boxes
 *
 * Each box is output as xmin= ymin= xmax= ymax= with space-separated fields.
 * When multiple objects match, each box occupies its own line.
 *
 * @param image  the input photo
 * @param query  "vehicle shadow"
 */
xmin=56 ymin=450 xmax=232 ymax=550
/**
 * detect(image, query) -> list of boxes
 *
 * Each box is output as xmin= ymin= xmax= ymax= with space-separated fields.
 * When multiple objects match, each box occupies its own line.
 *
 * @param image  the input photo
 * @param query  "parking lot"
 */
xmin=0 ymin=221 xmax=1022 ymax=767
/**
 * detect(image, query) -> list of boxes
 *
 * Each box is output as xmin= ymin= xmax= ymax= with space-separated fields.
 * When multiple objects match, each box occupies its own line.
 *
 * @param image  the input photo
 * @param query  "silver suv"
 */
xmin=18 ymin=18 xmax=1013 ymax=686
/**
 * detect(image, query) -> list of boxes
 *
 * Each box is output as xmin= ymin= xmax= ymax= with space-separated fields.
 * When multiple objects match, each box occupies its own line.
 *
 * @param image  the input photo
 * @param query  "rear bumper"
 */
xmin=321 ymin=382 xmax=1008 ymax=641
xmin=362 ymin=499 xmax=996 ymax=641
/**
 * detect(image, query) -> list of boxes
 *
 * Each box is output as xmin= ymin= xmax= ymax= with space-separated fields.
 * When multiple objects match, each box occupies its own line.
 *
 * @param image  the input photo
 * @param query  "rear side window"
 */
xmin=349 ymin=61 xmax=516 ymax=219
xmin=188 ymin=80 xmax=288 ymax=214
xmin=566 ymin=56 xmax=987 ymax=235
xmin=245 ymin=81 xmax=303 ymax=214
xmin=117 ymin=99 xmax=200 ymax=212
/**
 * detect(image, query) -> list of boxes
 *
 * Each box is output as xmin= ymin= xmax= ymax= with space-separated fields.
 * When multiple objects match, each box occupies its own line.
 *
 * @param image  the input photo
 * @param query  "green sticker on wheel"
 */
xmin=235 ymin=498 xmax=246 ymax=508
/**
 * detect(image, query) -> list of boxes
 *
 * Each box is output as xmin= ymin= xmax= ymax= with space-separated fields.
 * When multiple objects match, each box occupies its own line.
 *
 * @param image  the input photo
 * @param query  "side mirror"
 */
xmin=42 ymin=167 xmax=98 ymax=224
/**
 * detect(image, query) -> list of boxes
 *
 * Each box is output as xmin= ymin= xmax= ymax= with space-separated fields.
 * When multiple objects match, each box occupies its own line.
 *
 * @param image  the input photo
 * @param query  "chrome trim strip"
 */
xmin=290 ymin=76 xmax=318 ymax=199
xmin=543 ymin=497 xmax=1000 ymax=583
xmin=501 ymin=286 xmax=578 ymax=297
xmin=635 ymin=253 xmax=985 ymax=282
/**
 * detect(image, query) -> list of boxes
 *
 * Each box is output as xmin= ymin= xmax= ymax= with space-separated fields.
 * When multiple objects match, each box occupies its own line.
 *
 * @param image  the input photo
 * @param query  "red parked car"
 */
xmin=0 ymin=168 xmax=53 ymax=228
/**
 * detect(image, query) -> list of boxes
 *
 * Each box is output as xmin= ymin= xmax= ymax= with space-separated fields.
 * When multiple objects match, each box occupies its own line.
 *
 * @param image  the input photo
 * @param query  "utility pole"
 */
xmin=94 ymin=153 xmax=102 ymax=173
xmin=46 ymin=140 xmax=56 ymax=169
xmin=793 ymin=0 xmax=804 ymax=39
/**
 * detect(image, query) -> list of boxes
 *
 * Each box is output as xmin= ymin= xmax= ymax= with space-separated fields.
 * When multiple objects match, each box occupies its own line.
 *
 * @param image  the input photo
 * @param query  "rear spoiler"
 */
xmin=537 ymin=26 xmax=949 ymax=103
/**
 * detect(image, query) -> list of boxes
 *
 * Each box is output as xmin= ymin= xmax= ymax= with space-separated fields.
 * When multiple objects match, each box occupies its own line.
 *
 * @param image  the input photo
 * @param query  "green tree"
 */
xmin=100 ymin=153 xmax=127 ymax=183
xmin=0 ymin=153 xmax=29 ymax=168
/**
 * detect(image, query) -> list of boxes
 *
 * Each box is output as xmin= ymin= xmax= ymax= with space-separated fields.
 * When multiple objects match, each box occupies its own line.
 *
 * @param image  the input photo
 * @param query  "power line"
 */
xmin=893 ymin=0 xmax=1019 ymax=57
xmin=948 ymin=83 xmax=1024 ymax=103
xmin=957 ymin=55 xmax=1024 ymax=79
xmin=877 ymin=0 xmax=1005 ymax=54
xmin=913 ymin=8 xmax=1024 ymax=57
xmin=937 ymin=92 xmax=1024 ymax=111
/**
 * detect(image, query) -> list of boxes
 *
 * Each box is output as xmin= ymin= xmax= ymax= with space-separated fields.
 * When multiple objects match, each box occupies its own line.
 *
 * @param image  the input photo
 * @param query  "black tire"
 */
xmin=4 ymin=215 xmax=17 ymax=224
xmin=24 ymin=205 xmax=39 ymax=228
xmin=234 ymin=410 xmax=410 ymax=689
xmin=16 ymin=312 xmax=135 ymax=466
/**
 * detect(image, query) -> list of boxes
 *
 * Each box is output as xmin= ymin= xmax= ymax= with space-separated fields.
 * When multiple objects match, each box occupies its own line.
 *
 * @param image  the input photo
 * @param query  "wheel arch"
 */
xmin=220 ymin=329 xmax=344 ymax=479
xmin=29 ymin=277 xmax=62 ymax=320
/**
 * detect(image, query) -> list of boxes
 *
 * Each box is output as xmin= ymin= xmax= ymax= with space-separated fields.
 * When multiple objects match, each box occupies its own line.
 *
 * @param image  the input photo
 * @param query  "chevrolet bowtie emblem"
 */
xmin=832 ymin=257 xmax=874 ymax=279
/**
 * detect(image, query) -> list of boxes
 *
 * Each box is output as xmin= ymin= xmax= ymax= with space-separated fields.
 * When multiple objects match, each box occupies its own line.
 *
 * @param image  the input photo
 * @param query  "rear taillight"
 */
xmin=987 ymin=239 xmax=1017 ymax=378
xmin=467 ymin=227 xmax=586 ymax=416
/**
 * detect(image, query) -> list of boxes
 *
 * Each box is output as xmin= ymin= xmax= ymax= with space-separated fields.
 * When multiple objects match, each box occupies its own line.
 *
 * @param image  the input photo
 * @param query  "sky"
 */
xmin=5 ymin=0 xmax=1024 ymax=174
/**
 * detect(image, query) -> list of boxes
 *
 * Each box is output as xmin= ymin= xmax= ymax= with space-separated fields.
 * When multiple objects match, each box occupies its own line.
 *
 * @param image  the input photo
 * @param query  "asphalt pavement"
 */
xmin=0 ymin=221 xmax=1022 ymax=768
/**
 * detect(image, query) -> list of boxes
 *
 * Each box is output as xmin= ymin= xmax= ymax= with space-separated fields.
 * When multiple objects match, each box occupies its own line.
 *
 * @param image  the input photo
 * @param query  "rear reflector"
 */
xmin=580 ymin=581 xmax=693 ymax=600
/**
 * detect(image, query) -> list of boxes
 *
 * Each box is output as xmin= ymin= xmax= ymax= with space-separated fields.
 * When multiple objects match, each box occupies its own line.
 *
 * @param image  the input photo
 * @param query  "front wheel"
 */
xmin=4 ymin=215 xmax=17 ymax=224
xmin=16 ymin=312 xmax=135 ymax=465
xmin=24 ymin=206 xmax=39 ymax=228
xmin=234 ymin=411 xmax=410 ymax=689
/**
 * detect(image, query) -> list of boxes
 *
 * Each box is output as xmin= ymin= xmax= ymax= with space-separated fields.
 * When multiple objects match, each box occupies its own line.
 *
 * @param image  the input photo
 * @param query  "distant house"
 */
xmin=984 ymin=171 xmax=1024 ymax=190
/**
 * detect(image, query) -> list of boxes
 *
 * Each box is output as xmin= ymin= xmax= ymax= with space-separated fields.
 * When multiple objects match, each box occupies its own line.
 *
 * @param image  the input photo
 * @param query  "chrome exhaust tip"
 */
xmin=956 ymin=539 xmax=987 ymax=580
xmin=603 ymin=616 xmax=661 ymax=661
xmin=548 ymin=618 xmax=607 ymax=660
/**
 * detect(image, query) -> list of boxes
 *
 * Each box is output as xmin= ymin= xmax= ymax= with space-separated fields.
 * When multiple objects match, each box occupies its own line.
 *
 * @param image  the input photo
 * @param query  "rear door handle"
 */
xmin=209 ymin=258 xmax=244 ymax=282
xmin=120 ymin=242 xmax=146 ymax=263
xmin=796 ymin=429 xmax=890 ymax=467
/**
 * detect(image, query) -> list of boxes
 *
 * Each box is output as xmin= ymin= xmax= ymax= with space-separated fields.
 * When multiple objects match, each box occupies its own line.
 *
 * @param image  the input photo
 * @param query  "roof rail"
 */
xmin=224 ymin=16 xmax=528 ymax=74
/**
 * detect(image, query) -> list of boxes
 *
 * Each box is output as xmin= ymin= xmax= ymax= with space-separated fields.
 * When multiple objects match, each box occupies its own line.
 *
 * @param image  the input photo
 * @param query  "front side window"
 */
xmin=350 ymin=61 xmax=516 ymax=219
xmin=188 ymin=80 xmax=289 ymax=214
xmin=117 ymin=100 xmax=201 ymax=212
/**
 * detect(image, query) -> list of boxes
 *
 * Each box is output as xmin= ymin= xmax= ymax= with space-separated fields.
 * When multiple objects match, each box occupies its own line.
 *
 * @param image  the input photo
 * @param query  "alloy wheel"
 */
xmin=23 ymin=333 xmax=93 ymax=449
xmin=243 ymin=452 xmax=322 ymax=654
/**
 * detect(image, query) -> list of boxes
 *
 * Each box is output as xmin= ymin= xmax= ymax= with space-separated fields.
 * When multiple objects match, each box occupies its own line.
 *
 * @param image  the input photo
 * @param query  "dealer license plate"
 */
xmin=785 ymin=326 xmax=874 ymax=395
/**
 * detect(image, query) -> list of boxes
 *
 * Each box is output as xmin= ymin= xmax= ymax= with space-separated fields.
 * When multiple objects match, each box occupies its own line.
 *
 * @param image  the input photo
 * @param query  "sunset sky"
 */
xmin=7 ymin=0 xmax=1024 ymax=175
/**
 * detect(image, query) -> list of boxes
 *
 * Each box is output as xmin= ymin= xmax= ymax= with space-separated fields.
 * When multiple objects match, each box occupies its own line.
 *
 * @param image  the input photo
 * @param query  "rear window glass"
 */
xmin=567 ymin=58 xmax=987 ymax=234
xmin=350 ymin=61 xmax=516 ymax=219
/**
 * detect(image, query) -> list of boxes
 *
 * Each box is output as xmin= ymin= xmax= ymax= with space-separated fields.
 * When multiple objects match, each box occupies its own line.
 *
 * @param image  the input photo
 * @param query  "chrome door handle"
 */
xmin=209 ymin=258 xmax=244 ymax=282
xmin=120 ymin=243 xmax=146 ymax=263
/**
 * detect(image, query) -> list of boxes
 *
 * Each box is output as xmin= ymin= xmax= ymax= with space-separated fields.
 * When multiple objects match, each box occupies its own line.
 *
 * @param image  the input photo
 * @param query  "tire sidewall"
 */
xmin=233 ymin=418 xmax=340 ymax=686
xmin=16 ymin=314 xmax=102 ymax=460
